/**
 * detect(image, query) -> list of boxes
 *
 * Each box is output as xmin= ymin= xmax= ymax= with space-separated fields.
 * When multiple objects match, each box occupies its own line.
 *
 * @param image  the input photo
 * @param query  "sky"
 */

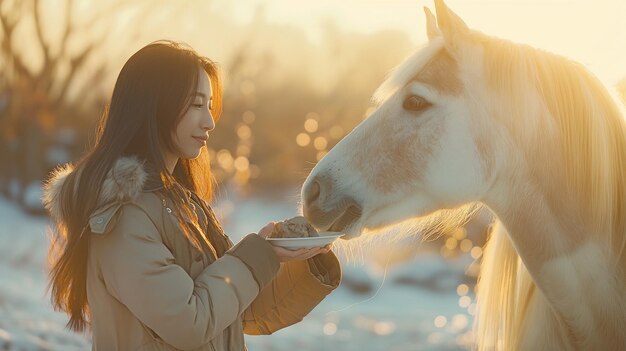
xmin=24 ymin=0 xmax=626 ymax=104
xmin=213 ymin=0 xmax=626 ymax=84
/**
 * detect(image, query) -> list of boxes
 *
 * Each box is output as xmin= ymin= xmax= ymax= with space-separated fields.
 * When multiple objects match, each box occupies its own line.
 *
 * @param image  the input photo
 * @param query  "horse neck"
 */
xmin=482 ymin=164 xmax=626 ymax=347
xmin=485 ymin=167 xmax=586 ymax=270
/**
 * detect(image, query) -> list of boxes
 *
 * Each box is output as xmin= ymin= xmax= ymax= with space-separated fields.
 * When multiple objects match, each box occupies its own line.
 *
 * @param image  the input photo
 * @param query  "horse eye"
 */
xmin=403 ymin=95 xmax=431 ymax=112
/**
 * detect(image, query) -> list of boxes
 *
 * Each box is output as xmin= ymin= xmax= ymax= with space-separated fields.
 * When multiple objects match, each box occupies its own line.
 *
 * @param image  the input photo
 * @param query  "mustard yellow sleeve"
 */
xmin=242 ymin=250 xmax=341 ymax=335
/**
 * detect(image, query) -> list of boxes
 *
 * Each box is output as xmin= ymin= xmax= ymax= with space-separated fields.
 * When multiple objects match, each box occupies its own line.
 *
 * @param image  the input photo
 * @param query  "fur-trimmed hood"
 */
xmin=43 ymin=156 xmax=149 ymax=223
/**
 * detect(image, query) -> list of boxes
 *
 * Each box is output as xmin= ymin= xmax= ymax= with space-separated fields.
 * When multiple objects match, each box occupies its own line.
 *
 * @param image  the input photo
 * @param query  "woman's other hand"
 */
xmin=257 ymin=222 xmax=332 ymax=262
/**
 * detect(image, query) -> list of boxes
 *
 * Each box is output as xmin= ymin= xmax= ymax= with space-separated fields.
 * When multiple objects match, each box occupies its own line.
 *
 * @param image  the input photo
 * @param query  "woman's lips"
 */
xmin=193 ymin=136 xmax=207 ymax=145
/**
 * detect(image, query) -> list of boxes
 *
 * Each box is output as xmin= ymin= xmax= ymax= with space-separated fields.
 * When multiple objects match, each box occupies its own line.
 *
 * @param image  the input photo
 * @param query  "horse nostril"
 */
xmin=304 ymin=179 xmax=321 ymax=206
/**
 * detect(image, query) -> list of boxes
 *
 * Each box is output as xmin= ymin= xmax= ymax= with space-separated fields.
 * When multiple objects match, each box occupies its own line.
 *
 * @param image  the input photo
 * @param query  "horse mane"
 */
xmin=476 ymin=32 xmax=626 ymax=349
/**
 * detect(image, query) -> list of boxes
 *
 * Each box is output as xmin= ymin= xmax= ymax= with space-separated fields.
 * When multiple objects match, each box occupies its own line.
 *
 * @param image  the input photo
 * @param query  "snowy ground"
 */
xmin=0 ymin=188 xmax=479 ymax=351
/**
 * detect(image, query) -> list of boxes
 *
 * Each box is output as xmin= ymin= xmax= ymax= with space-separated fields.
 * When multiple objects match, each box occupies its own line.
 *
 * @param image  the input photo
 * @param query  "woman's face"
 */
xmin=172 ymin=68 xmax=215 ymax=159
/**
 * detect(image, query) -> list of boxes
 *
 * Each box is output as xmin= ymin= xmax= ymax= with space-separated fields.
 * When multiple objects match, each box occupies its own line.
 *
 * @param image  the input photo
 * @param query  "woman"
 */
xmin=42 ymin=41 xmax=340 ymax=350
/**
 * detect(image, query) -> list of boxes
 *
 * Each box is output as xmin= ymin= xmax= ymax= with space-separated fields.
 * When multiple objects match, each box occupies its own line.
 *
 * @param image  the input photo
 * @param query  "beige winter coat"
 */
xmin=44 ymin=157 xmax=341 ymax=350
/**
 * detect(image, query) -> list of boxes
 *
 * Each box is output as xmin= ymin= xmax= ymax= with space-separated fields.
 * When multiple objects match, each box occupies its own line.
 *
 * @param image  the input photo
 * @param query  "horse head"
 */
xmin=303 ymin=0 xmax=502 ymax=239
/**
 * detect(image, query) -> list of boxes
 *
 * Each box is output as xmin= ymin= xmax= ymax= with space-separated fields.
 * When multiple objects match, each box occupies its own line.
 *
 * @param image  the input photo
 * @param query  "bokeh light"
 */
xmin=296 ymin=133 xmax=311 ymax=147
xmin=459 ymin=296 xmax=472 ymax=308
xmin=217 ymin=149 xmax=234 ymax=171
xmin=373 ymin=321 xmax=395 ymax=336
xmin=471 ymin=246 xmax=483 ymax=259
xmin=468 ymin=303 xmax=477 ymax=316
xmin=304 ymin=118 xmax=319 ymax=133
xmin=234 ymin=156 xmax=249 ymax=172
xmin=313 ymin=136 xmax=327 ymax=151
xmin=456 ymin=284 xmax=469 ymax=296
xmin=236 ymin=125 xmax=252 ymax=140
xmin=445 ymin=237 xmax=458 ymax=250
xmin=434 ymin=316 xmax=447 ymax=328
xmin=242 ymin=111 xmax=256 ymax=124
xmin=323 ymin=322 xmax=337 ymax=336
xmin=453 ymin=228 xmax=467 ymax=240
xmin=460 ymin=239 xmax=473 ymax=252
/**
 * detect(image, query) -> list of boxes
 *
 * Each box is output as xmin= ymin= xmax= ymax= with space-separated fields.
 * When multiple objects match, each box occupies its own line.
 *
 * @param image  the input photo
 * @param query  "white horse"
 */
xmin=302 ymin=1 xmax=626 ymax=349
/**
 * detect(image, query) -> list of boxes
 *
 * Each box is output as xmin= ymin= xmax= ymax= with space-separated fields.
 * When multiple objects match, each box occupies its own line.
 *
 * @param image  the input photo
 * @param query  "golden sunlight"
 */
xmin=3 ymin=1 xmax=626 ymax=349
xmin=221 ymin=0 xmax=626 ymax=82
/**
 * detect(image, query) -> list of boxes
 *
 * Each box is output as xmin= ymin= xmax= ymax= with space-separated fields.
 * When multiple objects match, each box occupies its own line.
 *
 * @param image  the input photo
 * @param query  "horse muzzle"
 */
xmin=302 ymin=175 xmax=363 ymax=236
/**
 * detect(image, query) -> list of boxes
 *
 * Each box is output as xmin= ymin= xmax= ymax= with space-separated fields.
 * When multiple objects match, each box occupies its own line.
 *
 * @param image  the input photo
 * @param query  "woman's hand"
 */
xmin=257 ymin=222 xmax=332 ymax=262
xmin=271 ymin=245 xmax=331 ymax=262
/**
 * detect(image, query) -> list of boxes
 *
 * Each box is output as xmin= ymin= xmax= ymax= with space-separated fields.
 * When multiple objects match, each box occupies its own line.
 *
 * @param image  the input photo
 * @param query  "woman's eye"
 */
xmin=402 ymin=95 xmax=431 ymax=112
xmin=192 ymin=103 xmax=204 ymax=108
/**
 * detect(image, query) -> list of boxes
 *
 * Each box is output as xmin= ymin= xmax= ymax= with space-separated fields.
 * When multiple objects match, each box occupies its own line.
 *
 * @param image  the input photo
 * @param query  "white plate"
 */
xmin=265 ymin=232 xmax=344 ymax=249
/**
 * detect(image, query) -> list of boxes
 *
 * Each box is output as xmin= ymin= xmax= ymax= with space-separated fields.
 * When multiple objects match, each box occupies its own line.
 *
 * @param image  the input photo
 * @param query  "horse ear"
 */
xmin=424 ymin=7 xmax=441 ymax=40
xmin=434 ymin=0 xmax=469 ymax=46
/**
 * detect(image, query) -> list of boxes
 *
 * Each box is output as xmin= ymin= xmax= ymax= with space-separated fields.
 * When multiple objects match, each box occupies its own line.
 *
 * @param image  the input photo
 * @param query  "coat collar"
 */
xmin=43 ymin=156 xmax=152 ymax=224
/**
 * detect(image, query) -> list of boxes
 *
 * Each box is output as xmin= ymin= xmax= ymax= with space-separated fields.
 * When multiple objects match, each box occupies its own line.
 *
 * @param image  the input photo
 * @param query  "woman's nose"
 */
xmin=203 ymin=113 xmax=215 ymax=131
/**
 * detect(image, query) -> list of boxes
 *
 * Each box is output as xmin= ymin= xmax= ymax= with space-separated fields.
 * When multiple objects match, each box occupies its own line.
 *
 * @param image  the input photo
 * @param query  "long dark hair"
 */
xmin=45 ymin=40 xmax=223 ymax=332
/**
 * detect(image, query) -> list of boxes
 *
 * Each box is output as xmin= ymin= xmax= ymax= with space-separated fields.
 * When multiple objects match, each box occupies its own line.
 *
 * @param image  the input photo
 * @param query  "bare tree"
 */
xmin=0 ymin=0 xmax=169 ymax=208
xmin=0 ymin=0 xmax=161 ymax=118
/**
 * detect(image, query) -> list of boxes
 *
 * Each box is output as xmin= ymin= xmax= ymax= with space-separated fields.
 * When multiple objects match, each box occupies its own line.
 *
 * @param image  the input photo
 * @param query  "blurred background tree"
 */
xmin=0 ymin=0 xmax=181 ymax=210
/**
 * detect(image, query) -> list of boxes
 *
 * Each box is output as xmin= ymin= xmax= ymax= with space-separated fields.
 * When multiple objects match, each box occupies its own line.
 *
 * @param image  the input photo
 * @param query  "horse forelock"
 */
xmin=373 ymin=38 xmax=447 ymax=105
